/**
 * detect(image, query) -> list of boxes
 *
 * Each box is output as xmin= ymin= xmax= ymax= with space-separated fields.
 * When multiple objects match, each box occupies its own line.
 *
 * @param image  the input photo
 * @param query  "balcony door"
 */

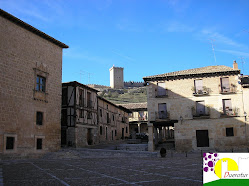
xmin=158 ymin=103 xmax=167 ymax=119
xmin=196 ymin=101 xmax=205 ymax=116
xmin=194 ymin=80 xmax=203 ymax=93
xmin=221 ymin=77 xmax=230 ymax=92
xmin=222 ymin=99 xmax=232 ymax=115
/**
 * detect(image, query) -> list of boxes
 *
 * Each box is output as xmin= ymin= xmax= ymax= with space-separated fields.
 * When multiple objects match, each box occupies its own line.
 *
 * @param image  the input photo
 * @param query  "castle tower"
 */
xmin=109 ymin=66 xmax=124 ymax=89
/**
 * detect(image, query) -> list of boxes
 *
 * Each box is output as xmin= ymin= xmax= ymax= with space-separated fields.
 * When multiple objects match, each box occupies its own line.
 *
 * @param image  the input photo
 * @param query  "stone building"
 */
xmin=0 ymin=9 xmax=68 ymax=157
xmin=98 ymin=97 xmax=130 ymax=142
xmin=110 ymin=66 xmax=124 ymax=89
xmin=120 ymin=103 xmax=148 ymax=137
xmin=61 ymin=81 xmax=131 ymax=147
xmin=143 ymin=61 xmax=249 ymax=152
xmin=61 ymin=81 xmax=98 ymax=147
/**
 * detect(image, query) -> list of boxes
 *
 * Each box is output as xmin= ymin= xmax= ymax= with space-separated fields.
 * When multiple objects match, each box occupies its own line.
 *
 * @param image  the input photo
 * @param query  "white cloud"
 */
xmin=201 ymin=29 xmax=249 ymax=50
xmin=217 ymin=49 xmax=249 ymax=58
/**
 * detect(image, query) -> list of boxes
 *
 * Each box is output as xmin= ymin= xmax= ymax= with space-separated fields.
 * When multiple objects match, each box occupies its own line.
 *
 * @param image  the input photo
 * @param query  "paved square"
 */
xmin=1 ymin=152 xmax=203 ymax=186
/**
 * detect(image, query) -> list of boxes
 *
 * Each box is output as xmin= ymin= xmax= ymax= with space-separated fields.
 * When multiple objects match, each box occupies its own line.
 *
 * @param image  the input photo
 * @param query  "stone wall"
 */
xmin=146 ymin=73 xmax=249 ymax=151
xmin=124 ymin=81 xmax=144 ymax=88
xmin=0 ymin=16 xmax=64 ymax=156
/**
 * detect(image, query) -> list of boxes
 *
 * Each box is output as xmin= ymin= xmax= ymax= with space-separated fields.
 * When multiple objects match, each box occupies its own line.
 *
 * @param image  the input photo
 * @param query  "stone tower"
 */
xmin=109 ymin=66 xmax=124 ymax=89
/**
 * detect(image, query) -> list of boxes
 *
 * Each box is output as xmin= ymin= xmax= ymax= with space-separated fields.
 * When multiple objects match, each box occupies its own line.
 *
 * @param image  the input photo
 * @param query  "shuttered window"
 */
xmin=221 ymin=78 xmax=230 ymax=92
xmin=194 ymin=80 xmax=203 ymax=93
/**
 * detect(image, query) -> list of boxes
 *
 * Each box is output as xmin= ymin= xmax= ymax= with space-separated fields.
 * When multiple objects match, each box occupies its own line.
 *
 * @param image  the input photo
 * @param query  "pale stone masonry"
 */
xmin=120 ymin=103 xmax=148 ymax=137
xmin=61 ymin=81 xmax=130 ymax=147
xmin=143 ymin=61 xmax=249 ymax=152
xmin=0 ymin=9 xmax=68 ymax=156
xmin=110 ymin=66 xmax=124 ymax=89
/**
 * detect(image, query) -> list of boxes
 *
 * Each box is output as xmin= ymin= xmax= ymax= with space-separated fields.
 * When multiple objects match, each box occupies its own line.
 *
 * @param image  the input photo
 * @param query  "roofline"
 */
xmin=0 ymin=9 xmax=69 ymax=49
xmin=62 ymin=81 xmax=99 ymax=92
xmin=97 ymin=96 xmax=132 ymax=113
xmin=143 ymin=70 xmax=240 ymax=82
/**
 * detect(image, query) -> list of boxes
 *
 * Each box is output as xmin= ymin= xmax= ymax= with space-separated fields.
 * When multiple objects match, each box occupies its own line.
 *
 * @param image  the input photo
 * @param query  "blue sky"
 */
xmin=1 ymin=0 xmax=249 ymax=86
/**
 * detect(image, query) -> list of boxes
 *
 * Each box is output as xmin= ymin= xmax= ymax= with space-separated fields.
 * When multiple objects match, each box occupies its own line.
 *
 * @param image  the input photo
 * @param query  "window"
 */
xmin=100 ymin=126 xmax=103 ymax=135
xmin=99 ymin=109 xmax=102 ymax=117
xmin=79 ymin=89 xmax=84 ymax=106
xmin=139 ymin=111 xmax=145 ymax=120
xmin=158 ymin=103 xmax=167 ymax=119
xmin=36 ymin=112 xmax=43 ymax=125
xmin=36 ymin=76 xmax=46 ymax=92
xmin=194 ymin=80 xmax=203 ymax=93
xmin=226 ymin=127 xmax=234 ymax=137
xmin=115 ymin=130 xmax=117 ymax=136
xmin=113 ymin=114 xmax=115 ymax=121
xmin=196 ymin=101 xmax=205 ymax=116
xmin=220 ymin=77 xmax=230 ymax=93
xmin=87 ymin=111 xmax=92 ymax=119
xmin=157 ymin=82 xmax=167 ymax=96
xmin=37 ymin=138 xmax=43 ymax=150
xmin=222 ymin=99 xmax=232 ymax=115
xmin=80 ymin=109 xmax=84 ymax=118
xmin=6 ymin=137 xmax=14 ymax=150
xmin=126 ymin=127 xmax=128 ymax=133
xmin=87 ymin=92 xmax=92 ymax=108
xmin=107 ymin=105 xmax=108 ymax=109
xmin=107 ymin=113 xmax=110 ymax=123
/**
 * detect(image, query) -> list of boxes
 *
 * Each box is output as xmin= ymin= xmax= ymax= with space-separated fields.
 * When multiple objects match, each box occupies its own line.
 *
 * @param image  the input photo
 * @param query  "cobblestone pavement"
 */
xmin=2 ymin=152 xmax=203 ymax=186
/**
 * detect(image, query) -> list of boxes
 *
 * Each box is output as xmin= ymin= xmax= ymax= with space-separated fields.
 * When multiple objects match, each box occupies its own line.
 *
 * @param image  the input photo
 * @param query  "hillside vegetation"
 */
xmin=98 ymin=87 xmax=147 ymax=104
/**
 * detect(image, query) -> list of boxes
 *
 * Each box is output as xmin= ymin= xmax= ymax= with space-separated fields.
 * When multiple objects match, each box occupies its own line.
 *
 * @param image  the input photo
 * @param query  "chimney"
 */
xmin=233 ymin=60 xmax=238 ymax=70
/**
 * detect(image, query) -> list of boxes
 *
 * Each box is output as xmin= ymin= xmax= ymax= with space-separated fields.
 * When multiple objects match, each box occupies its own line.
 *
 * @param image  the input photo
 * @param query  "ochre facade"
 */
xmin=0 ymin=10 xmax=68 ymax=157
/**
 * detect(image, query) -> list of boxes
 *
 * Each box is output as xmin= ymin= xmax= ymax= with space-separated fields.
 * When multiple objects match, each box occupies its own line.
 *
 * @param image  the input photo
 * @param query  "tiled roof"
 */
xmin=143 ymin=65 xmax=240 ymax=80
xmin=0 ymin=9 xmax=69 ymax=48
xmin=119 ymin=102 xmax=147 ymax=110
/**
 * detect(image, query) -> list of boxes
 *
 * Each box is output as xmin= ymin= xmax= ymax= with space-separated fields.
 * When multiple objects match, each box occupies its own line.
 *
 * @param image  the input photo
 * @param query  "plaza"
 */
xmin=1 ymin=149 xmax=202 ymax=186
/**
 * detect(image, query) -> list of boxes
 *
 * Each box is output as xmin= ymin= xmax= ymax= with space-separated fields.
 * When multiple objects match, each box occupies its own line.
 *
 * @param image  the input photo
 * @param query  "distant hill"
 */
xmin=98 ymin=87 xmax=147 ymax=104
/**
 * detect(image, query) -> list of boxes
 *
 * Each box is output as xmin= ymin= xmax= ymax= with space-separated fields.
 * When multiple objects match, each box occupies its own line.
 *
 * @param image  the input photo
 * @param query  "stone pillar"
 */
xmin=138 ymin=123 xmax=141 ymax=133
xmin=158 ymin=127 xmax=162 ymax=142
xmin=154 ymin=127 xmax=158 ymax=145
xmin=148 ymin=123 xmax=154 ymax=152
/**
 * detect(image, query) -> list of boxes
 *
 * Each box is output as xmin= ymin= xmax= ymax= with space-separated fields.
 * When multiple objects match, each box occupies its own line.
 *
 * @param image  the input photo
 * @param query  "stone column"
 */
xmin=154 ymin=127 xmax=158 ymax=145
xmin=148 ymin=123 xmax=154 ymax=152
xmin=158 ymin=127 xmax=162 ymax=142
xmin=138 ymin=123 xmax=141 ymax=133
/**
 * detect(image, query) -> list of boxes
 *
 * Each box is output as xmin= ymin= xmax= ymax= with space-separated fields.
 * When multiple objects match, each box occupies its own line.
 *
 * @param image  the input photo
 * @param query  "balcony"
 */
xmin=192 ymin=86 xmax=210 ymax=96
xmin=219 ymin=84 xmax=237 ymax=94
xmin=193 ymin=113 xmax=210 ymax=119
xmin=155 ymin=111 xmax=170 ymax=120
xmin=192 ymin=106 xmax=210 ymax=119
xmin=221 ymin=107 xmax=239 ymax=117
